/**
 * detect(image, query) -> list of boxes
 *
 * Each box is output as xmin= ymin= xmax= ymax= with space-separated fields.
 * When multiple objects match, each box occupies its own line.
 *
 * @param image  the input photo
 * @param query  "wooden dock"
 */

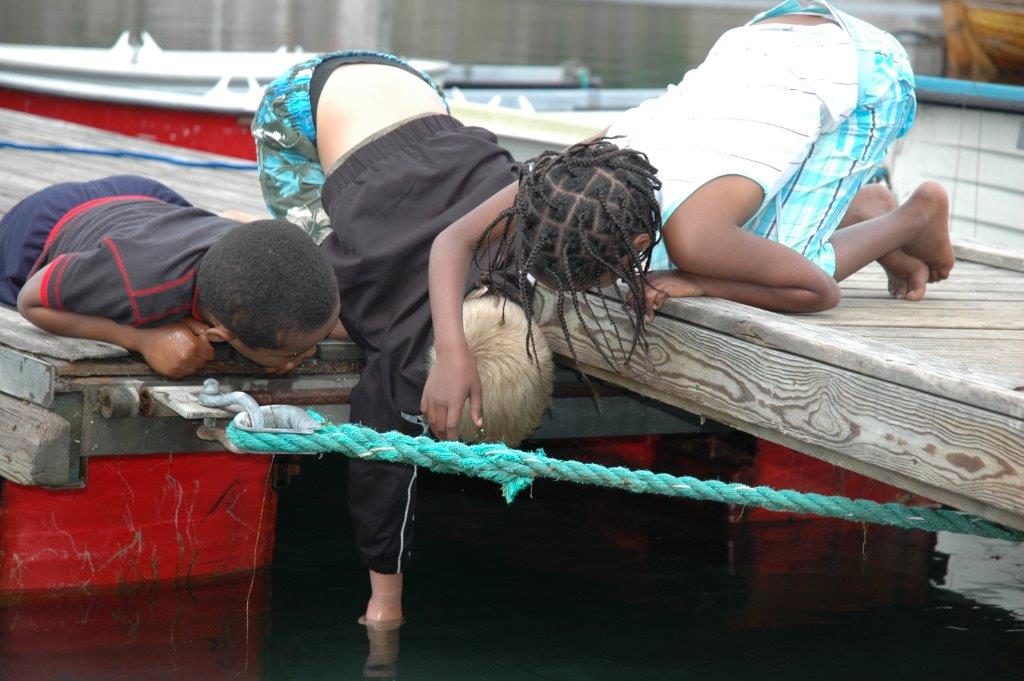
xmin=541 ymin=255 xmax=1024 ymax=532
xmin=2 ymin=108 xmax=1024 ymax=532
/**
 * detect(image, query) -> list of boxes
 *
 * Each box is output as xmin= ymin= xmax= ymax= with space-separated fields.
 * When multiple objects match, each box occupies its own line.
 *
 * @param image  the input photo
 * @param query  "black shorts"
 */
xmin=0 ymin=175 xmax=189 ymax=305
xmin=319 ymin=113 xmax=519 ymax=574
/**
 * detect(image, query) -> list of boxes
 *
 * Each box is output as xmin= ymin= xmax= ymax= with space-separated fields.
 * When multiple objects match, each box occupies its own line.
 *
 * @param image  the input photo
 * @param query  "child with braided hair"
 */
xmin=423 ymin=0 xmax=954 ymax=439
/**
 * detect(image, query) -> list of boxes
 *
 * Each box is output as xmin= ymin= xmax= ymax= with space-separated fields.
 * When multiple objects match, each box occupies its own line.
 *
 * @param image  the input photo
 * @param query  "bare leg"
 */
xmin=837 ymin=184 xmax=931 ymax=300
xmin=362 ymin=570 xmax=404 ymax=625
xmin=830 ymin=182 xmax=953 ymax=300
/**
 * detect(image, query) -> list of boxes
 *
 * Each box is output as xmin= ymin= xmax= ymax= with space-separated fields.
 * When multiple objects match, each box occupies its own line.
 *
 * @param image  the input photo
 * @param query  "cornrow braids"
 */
xmin=476 ymin=138 xmax=662 ymax=373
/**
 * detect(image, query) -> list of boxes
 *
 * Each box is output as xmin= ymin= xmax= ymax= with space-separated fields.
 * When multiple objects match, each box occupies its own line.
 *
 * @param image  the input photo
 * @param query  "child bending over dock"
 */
xmin=253 ymin=52 xmax=555 ymax=625
xmin=0 ymin=175 xmax=340 ymax=378
xmin=424 ymin=0 xmax=954 ymax=428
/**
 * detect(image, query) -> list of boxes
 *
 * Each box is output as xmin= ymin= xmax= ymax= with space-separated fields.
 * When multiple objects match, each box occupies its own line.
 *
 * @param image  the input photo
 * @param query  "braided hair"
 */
xmin=477 ymin=138 xmax=662 ymax=372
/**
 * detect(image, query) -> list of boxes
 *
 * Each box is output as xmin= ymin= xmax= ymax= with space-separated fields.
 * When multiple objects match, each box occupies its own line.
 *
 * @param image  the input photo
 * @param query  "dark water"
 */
xmin=0 ymin=0 xmax=945 ymax=87
xmin=2 ymin=444 xmax=1021 ymax=680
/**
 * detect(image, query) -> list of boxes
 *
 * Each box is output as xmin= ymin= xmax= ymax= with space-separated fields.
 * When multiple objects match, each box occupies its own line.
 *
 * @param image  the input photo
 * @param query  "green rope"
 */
xmin=226 ymin=412 xmax=1024 ymax=542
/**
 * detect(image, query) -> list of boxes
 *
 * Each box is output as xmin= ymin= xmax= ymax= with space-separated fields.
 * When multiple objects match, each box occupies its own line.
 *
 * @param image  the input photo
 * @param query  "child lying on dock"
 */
xmin=253 ymin=53 xmax=555 ymax=625
xmin=0 ymin=175 xmax=340 ymax=378
xmin=424 ymin=0 xmax=955 ymax=432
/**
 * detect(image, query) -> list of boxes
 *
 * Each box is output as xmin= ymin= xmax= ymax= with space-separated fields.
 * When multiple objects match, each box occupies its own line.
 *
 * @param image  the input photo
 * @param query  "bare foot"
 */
xmin=361 ymin=596 xmax=404 ymax=626
xmin=900 ymin=182 xmax=955 ymax=283
xmin=878 ymin=248 xmax=930 ymax=301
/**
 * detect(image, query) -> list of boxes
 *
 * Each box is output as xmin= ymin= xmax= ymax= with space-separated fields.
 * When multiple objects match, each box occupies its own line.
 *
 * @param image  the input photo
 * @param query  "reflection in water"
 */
xmin=0 ymin=574 xmax=269 ymax=680
xmin=0 ymin=0 xmax=945 ymax=87
xmin=362 ymin=621 xmax=402 ymax=679
xmin=935 ymin=532 xmax=1024 ymax=622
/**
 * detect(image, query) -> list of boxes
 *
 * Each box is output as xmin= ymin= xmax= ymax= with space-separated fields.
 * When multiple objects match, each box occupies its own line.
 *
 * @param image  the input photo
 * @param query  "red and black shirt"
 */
xmin=37 ymin=198 xmax=239 ymax=327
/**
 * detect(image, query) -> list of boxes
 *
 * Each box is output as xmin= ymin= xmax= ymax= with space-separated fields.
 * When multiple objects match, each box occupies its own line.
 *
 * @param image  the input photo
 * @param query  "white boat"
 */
xmin=0 ymin=31 xmax=450 ymax=114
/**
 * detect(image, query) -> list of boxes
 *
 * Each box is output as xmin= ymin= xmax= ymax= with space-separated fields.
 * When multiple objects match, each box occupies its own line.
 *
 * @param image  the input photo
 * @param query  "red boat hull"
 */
xmin=0 ymin=453 xmax=275 ymax=594
xmin=0 ymin=88 xmax=257 ymax=160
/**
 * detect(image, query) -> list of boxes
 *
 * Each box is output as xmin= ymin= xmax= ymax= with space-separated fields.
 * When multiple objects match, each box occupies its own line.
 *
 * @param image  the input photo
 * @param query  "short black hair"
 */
xmin=197 ymin=219 xmax=338 ymax=348
xmin=478 ymin=139 xmax=661 ymax=370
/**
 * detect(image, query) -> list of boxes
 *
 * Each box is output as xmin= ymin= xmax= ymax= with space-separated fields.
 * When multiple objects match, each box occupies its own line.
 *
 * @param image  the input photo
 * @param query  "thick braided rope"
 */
xmin=226 ymin=414 xmax=1024 ymax=542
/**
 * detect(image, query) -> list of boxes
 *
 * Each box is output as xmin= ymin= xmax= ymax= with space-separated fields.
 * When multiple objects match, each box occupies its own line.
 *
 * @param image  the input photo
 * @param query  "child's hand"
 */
xmin=421 ymin=346 xmax=483 ymax=441
xmin=135 ymin=319 xmax=216 ymax=378
xmin=642 ymin=271 xmax=705 ymax=321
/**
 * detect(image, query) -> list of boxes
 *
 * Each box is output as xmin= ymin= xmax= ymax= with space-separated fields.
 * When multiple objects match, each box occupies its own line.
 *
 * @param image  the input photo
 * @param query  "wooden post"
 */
xmin=0 ymin=393 xmax=71 ymax=486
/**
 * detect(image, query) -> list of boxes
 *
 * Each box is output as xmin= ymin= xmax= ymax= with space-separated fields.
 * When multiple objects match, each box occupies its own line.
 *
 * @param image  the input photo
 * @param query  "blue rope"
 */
xmin=0 ymin=141 xmax=258 ymax=170
xmin=227 ymin=414 xmax=1024 ymax=542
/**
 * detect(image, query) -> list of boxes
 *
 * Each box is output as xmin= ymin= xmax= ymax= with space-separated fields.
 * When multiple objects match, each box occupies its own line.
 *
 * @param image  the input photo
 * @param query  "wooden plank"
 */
xmin=824 ymin=298 xmax=1024 ymax=310
xmin=0 ymin=306 xmax=126 ymax=361
xmin=840 ymin=279 xmax=1024 ymax=300
xmin=0 ymin=109 xmax=268 ymax=218
xmin=538 ymin=289 xmax=1024 ymax=531
xmin=0 ymin=346 xmax=55 ymax=407
xmin=845 ymin=260 xmax=1024 ymax=281
xmin=0 ymin=392 xmax=71 ymax=486
xmin=648 ymin=294 xmax=1024 ymax=414
xmin=841 ymin=289 xmax=1024 ymax=302
xmin=811 ymin=307 xmax=1024 ymax=329
xmin=952 ymin=235 xmax=1024 ymax=274
xmin=841 ymin=327 xmax=1024 ymax=341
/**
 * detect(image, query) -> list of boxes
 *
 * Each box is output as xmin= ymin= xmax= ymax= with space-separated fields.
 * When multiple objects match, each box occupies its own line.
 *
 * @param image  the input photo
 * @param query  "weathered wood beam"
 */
xmin=538 ymin=289 xmax=1024 ymax=532
xmin=0 ymin=392 xmax=71 ymax=486
xmin=0 ymin=345 xmax=55 ymax=407
xmin=655 ymin=296 xmax=1024 ymax=417
xmin=952 ymin=235 xmax=1024 ymax=274
xmin=0 ymin=306 xmax=126 ymax=361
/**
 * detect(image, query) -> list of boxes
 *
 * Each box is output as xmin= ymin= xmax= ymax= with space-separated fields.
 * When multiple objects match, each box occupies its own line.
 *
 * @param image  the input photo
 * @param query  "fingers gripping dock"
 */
xmin=2 ymin=108 xmax=1024 ymax=534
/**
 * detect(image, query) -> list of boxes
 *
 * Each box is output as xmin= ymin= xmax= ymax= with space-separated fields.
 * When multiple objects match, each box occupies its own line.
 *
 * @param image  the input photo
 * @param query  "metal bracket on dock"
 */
xmin=193 ymin=379 xmax=322 ymax=455
xmin=197 ymin=378 xmax=263 ymax=427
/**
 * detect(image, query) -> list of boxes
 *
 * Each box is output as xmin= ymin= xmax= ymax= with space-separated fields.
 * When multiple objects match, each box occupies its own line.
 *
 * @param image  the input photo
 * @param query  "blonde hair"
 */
xmin=427 ymin=294 xmax=554 ymax=446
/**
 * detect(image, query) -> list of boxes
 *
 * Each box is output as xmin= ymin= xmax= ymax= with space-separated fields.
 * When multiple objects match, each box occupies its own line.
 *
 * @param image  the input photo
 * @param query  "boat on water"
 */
xmin=0 ymin=31 xmax=450 ymax=105
xmin=2 ymin=37 xmax=1023 ymax=595
xmin=0 ymin=32 xmax=449 ymax=159
xmin=0 ymin=33 xmax=600 ymax=160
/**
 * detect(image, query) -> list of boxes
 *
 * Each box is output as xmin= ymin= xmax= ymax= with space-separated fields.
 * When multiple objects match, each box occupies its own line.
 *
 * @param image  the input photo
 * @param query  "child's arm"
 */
xmin=17 ymin=266 xmax=215 ymax=378
xmin=423 ymin=180 xmax=518 ymax=440
xmin=660 ymin=175 xmax=841 ymax=313
xmin=641 ymin=268 xmax=840 ymax=320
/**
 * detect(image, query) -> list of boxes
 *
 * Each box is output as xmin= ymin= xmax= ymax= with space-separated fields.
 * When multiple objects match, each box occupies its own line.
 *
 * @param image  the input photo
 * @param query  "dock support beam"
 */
xmin=0 ymin=392 xmax=71 ymax=486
